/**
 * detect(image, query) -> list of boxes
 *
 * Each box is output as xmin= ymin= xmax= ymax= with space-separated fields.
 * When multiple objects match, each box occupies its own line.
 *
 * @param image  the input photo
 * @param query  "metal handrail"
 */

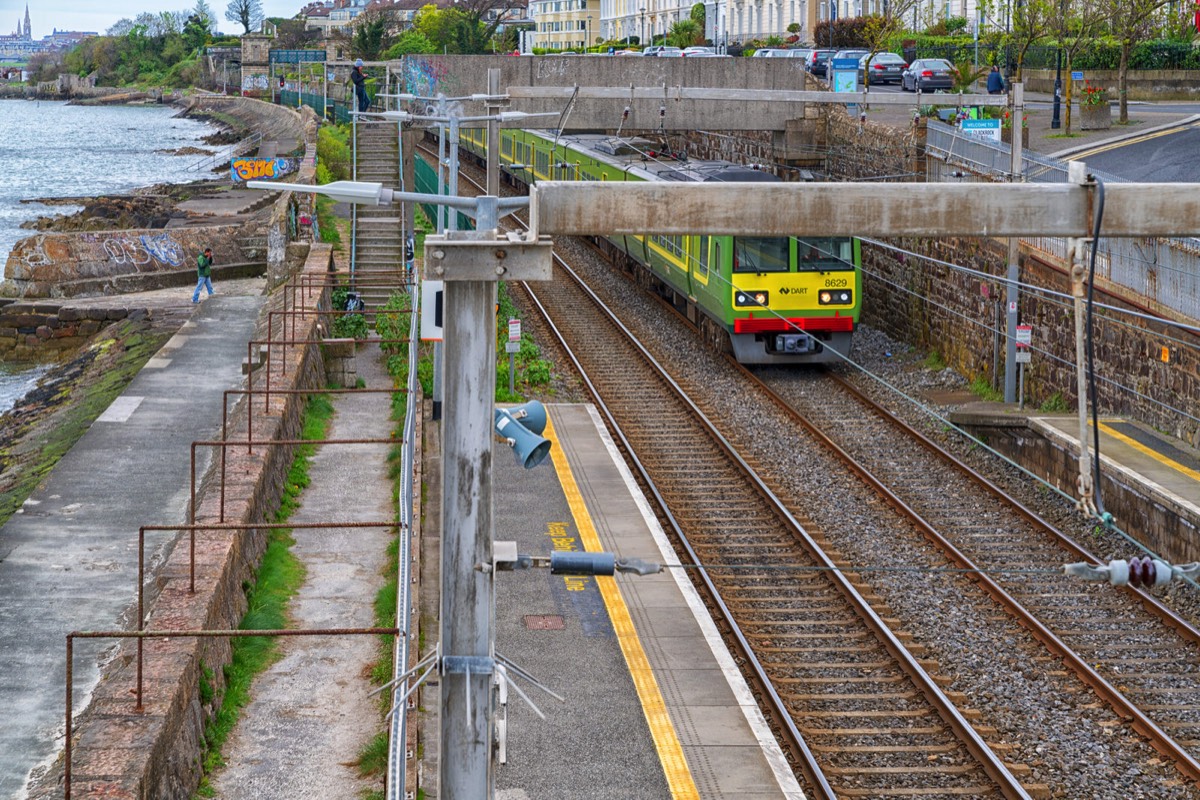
xmin=187 ymin=131 xmax=264 ymax=173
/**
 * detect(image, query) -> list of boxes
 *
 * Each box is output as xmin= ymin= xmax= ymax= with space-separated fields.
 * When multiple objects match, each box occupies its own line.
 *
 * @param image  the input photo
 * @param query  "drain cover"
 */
xmin=524 ymin=615 xmax=565 ymax=630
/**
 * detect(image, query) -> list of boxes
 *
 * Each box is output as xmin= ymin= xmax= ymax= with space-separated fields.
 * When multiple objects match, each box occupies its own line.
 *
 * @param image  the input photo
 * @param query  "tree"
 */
xmin=192 ymin=1 xmax=216 ymax=32
xmin=667 ymin=18 xmax=702 ymax=46
xmin=1000 ymin=0 xmax=1052 ymax=79
xmin=182 ymin=14 xmax=212 ymax=52
xmin=1049 ymin=0 xmax=1108 ymax=132
xmin=273 ymin=19 xmax=322 ymax=49
xmin=106 ymin=18 xmax=134 ymax=37
xmin=690 ymin=3 xmax=705 ymax=28
xmin=351 ymin=9 xmax=398 ymax=60
xmin=383 ymin=30 xmax=439 ymax=57
xmin=858 ymin=4 xmax=922 ymax=86
xmin=1103 ymin=0 xmax=1172 ymax=122
xmin=225 ymin=0 xmax=264 ymax=35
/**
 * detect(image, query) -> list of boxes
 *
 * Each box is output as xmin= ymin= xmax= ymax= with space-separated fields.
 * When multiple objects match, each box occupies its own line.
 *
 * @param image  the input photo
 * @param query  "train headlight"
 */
xmin=735 ymin=291 xmax=769 ymax=307
xmin=818 ymin=289 xmax=853 ymax=305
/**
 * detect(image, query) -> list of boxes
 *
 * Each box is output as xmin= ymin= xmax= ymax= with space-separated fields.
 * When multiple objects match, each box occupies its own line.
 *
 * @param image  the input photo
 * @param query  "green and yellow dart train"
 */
xmin=448 ymin=127 xmax=862 ymax=365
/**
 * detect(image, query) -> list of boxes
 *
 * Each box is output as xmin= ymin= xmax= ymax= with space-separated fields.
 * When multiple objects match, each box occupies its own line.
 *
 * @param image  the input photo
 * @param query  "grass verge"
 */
xmin=352 ymin=292 xmax=411 ymax=782
xmin=194 ymin=394 xmax=333 ymax=796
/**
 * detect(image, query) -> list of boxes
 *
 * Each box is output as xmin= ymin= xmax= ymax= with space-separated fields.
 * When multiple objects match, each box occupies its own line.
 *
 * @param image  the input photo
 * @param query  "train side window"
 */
xmin=697 ymin=235 xmax=709 ymax=279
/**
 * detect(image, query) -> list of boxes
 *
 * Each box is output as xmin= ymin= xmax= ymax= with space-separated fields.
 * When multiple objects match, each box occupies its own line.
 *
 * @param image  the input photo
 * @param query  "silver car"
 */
xmin=901 ymin=58 xmax=956 ymax=92
xmin=859 ymin=52 xmax=907 ymax=84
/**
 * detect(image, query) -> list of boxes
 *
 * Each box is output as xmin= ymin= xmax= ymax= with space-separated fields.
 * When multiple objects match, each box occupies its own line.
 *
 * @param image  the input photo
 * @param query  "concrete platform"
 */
xmin=494 ymin=403 xmax=803 ymax=799
xmin=1033 ymin=414 xmax=1200 ymax=520
xmin=950 ymin=402 xmax=1200 ymax=563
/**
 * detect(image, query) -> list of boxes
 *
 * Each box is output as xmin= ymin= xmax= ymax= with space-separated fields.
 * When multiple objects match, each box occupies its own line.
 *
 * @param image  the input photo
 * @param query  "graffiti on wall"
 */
xmin=403 ymin=58 xmax=463 ymax=104
xmin=101 ymin=234 xmax=184 ymax=267
xmin=242 ymin=73 xmax=269 ymax=92
xmin=230 ymin=157 xmax=298 ymax=182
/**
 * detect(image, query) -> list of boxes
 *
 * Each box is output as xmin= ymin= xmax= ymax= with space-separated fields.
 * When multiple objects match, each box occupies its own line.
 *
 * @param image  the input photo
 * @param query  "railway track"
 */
xmin=755 ymin=366 xmax=1200 ymax=776
xmin=426 ymin=144 xmax=1200 ymax=796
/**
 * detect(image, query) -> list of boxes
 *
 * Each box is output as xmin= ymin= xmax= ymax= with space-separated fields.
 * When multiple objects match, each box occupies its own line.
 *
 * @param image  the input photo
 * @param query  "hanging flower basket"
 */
xmin=1080 ymin=103 xmax=1112 ymax=131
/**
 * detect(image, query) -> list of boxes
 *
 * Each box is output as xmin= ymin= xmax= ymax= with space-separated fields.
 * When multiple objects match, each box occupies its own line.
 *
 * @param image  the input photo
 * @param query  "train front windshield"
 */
xmin=733 ymin=238 xmax=789 ymax=273
xmin=795 ymin=237 xmax=854 ymax=271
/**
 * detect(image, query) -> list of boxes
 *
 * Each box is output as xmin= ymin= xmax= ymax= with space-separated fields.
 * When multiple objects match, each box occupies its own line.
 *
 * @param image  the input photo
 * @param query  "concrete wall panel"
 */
xmin=397 ymin=54 xmax=814 ymax=131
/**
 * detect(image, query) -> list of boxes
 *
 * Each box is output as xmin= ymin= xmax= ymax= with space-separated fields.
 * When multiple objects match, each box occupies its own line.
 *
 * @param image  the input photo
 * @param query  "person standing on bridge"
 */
xmin=351 ymin=59 xmax=370 ymax=114
xmin=192 ymin=247 xmax=214 ymax=303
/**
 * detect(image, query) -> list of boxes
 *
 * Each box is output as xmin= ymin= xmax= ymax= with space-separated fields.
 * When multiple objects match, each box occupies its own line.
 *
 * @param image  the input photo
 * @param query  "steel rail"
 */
xmin=444 ymin=144 xmax=1031 ymax=798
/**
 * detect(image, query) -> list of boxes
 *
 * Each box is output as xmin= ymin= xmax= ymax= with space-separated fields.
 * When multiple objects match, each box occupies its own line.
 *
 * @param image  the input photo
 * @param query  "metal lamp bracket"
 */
xmin=424 ymin=232 xmax=554 ymax=282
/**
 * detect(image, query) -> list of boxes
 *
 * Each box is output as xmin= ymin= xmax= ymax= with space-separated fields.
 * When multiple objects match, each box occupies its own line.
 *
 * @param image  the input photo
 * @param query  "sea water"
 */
xmin=0 ymin=100 xmax=218 ymax=413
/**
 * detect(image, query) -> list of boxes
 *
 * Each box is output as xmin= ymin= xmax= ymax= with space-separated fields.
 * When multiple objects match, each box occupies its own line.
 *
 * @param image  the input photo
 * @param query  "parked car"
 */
xmin=806 ymin=49 xmax=836 ymax=75
xmin=613 ymin=49 xmax=642 ymax=56
xmin=643 ymin=45 xmax=681 ymax=57
xmin=657 ymin=48 xmax=685 ymax=57
xmin=682 ymin=46 xmax=715 ymax=56
xmin=858 ymin=52 xmax=907 ymax=84
xmin=684 ymin=52 xmax=730 ymax=57
xmin=832 ymin=49 xmax=869 ymax=64
xmin=901 ymin=58 xmax=956 ymax=91
xmin=752 ymin=48 xmax=784 ymax=57
xmin=788 ymin=48 xmax=813 ymax=61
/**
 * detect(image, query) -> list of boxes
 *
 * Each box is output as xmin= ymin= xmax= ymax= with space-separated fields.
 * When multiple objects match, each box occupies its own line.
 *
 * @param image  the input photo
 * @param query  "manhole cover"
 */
xmin=524 ymin=615 xmax=565 ymax=630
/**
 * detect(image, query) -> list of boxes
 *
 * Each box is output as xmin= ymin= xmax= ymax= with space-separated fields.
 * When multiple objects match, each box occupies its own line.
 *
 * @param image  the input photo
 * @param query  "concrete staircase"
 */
xmin=351 ymin=120 xmax=408 ymax=319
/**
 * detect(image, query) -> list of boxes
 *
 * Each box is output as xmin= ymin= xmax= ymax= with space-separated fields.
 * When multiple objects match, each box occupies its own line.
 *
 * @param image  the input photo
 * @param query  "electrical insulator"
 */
xmin=659 ymin=104 xmax=666 ymax=118
xmin=1063 ymin=557 xmax=1200 ymax=587
xmin=859 ymin=111 xmax=867 ymax=124
xmin=622 ymin=105 xmax=630 ymax=120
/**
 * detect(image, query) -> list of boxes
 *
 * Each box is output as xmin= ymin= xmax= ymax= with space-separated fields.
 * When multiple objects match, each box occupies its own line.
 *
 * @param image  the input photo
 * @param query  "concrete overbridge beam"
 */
xmin=529 ymin=181 xmax=1200 ymax=239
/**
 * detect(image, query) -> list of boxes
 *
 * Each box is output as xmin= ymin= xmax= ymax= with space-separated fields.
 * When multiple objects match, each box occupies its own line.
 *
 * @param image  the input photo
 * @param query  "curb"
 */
xmin=1048 ymin=113 xmax=1200 ymax=159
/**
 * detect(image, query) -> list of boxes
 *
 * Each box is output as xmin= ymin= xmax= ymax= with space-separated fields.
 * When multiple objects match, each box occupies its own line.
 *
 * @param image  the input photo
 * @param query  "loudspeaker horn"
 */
xmin=494 ymin=408 xmax=552 ymax=469
xmin=504 ymin=400 xmax=547 ymax=435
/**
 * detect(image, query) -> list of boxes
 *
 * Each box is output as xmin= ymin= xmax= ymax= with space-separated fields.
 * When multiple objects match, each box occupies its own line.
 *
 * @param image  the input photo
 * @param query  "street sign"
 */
xmin=1016 ymin=324 xmax=1032 ymax=348
xmin=1016 ymin=350 xmax=1032 ymax=363
xmin=508 ymin=318 xmax=521 ymax=342
xmin=960 ymin=118 xmax=1001 ymax=143
xmin=1071 ymin=71 xmax=1084 ymax=80
xmin=505 ymin=341 xmax=520 ymax=354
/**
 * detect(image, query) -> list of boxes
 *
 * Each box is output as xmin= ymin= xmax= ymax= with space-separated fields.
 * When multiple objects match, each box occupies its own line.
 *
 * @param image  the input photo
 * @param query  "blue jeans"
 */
xmin=193 ymin=275 xmax=213 ymax=302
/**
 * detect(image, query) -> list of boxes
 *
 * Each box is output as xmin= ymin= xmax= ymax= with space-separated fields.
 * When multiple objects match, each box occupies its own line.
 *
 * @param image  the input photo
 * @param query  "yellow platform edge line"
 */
xmin=1097 ymin=422 xmax=1200 ymax=482
xmin=544 ymin=414 xmax=701 ymax=800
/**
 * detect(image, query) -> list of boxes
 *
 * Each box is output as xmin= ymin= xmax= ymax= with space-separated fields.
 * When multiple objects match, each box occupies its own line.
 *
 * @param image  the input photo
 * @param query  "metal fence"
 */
xmin=926 ymin=119 xmax=1200 ymax=324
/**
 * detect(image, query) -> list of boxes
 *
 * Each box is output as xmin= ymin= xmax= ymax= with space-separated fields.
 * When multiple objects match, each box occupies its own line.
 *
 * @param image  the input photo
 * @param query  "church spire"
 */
xmin=24 ymin=4 xmax=31 ymax=39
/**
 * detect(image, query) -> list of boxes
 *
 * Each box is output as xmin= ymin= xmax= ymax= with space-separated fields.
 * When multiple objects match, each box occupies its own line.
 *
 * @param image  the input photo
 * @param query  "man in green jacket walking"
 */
xmin=192 ymin=247 xmax=214 ymax=303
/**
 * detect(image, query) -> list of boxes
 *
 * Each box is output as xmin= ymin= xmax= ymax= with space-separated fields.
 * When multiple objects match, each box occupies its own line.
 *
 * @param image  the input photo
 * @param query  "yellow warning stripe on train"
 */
xmin=545 ymin=414 xmax=701 ymax=800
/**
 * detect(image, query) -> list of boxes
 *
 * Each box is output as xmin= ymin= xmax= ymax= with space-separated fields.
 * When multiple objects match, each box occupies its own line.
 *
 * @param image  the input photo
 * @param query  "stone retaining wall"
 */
xmin=1020 ymin=69 xmax=1200 ymax=101
xmin=0 ymin=300 xmax=133 ymax=359
xmin=28 ymin=245 xmax=338 ymax=799
xmin=861 ymin=237 xmax=1200 ymax=449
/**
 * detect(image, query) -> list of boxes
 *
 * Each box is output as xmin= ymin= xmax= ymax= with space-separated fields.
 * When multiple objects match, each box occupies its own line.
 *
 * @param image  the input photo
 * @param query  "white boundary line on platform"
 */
xmin=584 ymin=403 xmax=807 ymax=800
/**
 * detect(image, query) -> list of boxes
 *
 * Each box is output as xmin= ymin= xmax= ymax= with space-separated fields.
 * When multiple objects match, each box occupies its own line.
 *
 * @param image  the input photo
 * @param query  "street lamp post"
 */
xmin=640 ymin=6 xmax=646 ymax=46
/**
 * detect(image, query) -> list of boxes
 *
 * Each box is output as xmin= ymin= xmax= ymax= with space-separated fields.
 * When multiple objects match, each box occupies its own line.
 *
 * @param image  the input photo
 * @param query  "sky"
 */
xmin=1 ymin=1 xmax=302 ymax=38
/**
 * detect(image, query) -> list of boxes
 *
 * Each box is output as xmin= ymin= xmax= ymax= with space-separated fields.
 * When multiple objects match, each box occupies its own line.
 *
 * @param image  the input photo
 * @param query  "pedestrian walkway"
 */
xmin=208 ymin=344 xmax=395 ymax=800
xmin=352 ymin=120 xmax=409 ymax=313
xmin=0 ymin=295 xmax=264 ymax=798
